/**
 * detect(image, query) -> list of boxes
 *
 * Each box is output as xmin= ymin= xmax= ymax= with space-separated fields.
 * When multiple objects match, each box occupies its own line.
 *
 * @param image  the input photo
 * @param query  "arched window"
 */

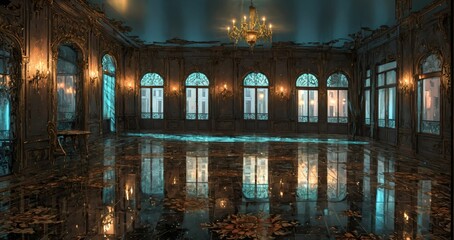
xmin=57 ymin=45 xmax=79 ymax=130
xmin=141 ymin=73 xmax=164 ymax=119
xmin=417 ymin=54 xmax=441 ymax=135
xmin=244 ymin=73 xmax=269 ymax=120
xmin=0 ymin=48 xmax=11 ymax=176
xmin=102 ymin=54 xmax=116 ymax=132
xmin=327 ymin=73 xmax=348 ymax=123
xmin=296 ymin=73 xmax=318 ymax=122
xmin=377 ymin=61 xmax=397 ymax=128
xmin=185 ymin=72 xmax=209 ymax=120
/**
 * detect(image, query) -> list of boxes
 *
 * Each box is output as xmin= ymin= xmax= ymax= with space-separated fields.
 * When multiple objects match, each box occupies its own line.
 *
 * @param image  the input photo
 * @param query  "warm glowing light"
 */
xmin=259 ymin=93 xmax=264 ymax=99
xmin=279 ymin=191 xmax=283 ymax=197
xmin=226 ymin=0 xmax=272 ymax=48
xmin=223 ymin=83 xmax=227 ymax=90
xmin=172 ymin=177 xmax=177 ymax=185
xmin=310 ymin=100 xmax=315 ymax=105
xmin=404 ymin=212 xmax=409 ymax=221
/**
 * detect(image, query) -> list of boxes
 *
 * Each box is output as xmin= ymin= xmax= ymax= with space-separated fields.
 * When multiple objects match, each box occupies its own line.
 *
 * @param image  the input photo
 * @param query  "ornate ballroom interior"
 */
xmin=0 ymin=0 xmax=452 ymax=239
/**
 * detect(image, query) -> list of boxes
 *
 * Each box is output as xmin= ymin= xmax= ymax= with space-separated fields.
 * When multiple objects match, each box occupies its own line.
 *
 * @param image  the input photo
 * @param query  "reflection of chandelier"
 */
xmin=227 ymin=0 xmax=272 ymax=48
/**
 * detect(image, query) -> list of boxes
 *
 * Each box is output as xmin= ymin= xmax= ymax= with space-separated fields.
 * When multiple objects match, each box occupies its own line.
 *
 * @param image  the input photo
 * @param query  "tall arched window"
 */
xmin=417 ymin=54 xmax=441 ymax=135
xmin=327 ymin=73 xmax=348 ymax=123
xmin=244 ymin=73 xmax=269 ymax=120
xmin=141 ymin=73 xmax=164 ymax=119
xmin=102 ymin=54 xmax=116 ymax=132
xmin=296 ymin=73 xmax=318 ymax=123
xmin=377 ymin=61 xmax=397 ymax=128
xmin=57 ymin=45 xmax=79 ymax=130
xmin=185 ymin=72 xmax=209 ymax=120
xmin=0 ymin=48 xmax=11 ymax=176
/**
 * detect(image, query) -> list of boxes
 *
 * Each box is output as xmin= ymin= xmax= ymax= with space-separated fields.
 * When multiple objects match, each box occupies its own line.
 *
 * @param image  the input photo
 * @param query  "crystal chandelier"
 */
xmin=227 ymin=0 xmax=272 ymax=48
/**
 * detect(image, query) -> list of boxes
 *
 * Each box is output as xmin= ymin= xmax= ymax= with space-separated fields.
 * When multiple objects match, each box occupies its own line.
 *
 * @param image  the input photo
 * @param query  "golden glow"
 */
xmin=107 ymin=0 xmax=128 ymax=14
xmin=227 ymin=1 xmax=272 ymax=48
xmin=102 ymin=206 xmax=115 ymax=235
xmin=90 ymin=71 xmax=99 ymax=84
xmin=404 ymin=211 xmax=409 ymax=222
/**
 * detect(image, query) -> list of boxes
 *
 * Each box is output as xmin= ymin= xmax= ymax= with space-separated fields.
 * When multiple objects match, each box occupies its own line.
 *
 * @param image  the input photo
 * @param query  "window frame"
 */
xmin=364 ymin=69 xmax=371 ymax=125
xmin=296 ymin=73 xmax=319 ymax=123
xmin=140 ymin=73 xmax=164 ymax=120
xmin=243 ymin=72 xmax=269 ymax=120
xmin=417 ymin=54 xmax=442 ymax=135
xmin=185 ymin=72 xmax=210 ymax=120
xmin=326 ymin=72 xmax=349 ymax=124
xmin=376 ymin=61 xmax=397 ymax=129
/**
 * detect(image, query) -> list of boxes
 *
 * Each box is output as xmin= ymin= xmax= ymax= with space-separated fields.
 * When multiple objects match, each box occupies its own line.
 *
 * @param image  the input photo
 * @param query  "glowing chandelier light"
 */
xmin=227 ymin=0 xmax=272 ymax=49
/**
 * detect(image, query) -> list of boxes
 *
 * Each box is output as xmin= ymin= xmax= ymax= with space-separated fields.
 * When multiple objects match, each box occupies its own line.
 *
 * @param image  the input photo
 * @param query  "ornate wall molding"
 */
xmin=51 ymin=12 xmax=89 ymax=59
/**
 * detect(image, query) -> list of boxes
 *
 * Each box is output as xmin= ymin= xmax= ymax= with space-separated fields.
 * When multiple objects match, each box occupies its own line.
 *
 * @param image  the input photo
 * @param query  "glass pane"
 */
xmin=296 ymin=73 xmax=318 ymax=87
xmin=327 ymin=90 xmax=338 ymax=123
xmin=327 ymin=73 xmax=348 ymax=88
xmin=387 ymin=87 xmax=396 ymax=128
xmin=421 ymin=54 xmax=442 ymax=74
xmin=417 ymin=81 xmax=422 ymax=132
xmin=422 ymin=78 xmax=440 ymax=121
xmin=141 ymin=73 xmax=164 ymax=86
xmin=103 ymin=74 xmax=116 ymax=132
xmin=338 ymin=90 xmax=348 ymax=117
xmin=244 ymin=72 xmax=269 ymax=86
xmin=365 ymin=90 xmax=370 ymax=125
xmin=185 ymin=72 xmax=209 ymax=86
xmin=152 ymin=88 xmax=164 ymax=119
xmin=309 ymin=90 xmax=318 ymax=122
xmin=102 ymin=54 xmax=116 ymax=74
xmin=377 ymin=73 xmax=385 ymax=87
xmin=186 ymin=88 xmax=196 ymax=120
xmin=198 ymin=88 xmax=209 ymax=120
xmin=141 ymin=88 xmax=151 ymax=119
xmin=378 ymin=61 xmax=397 ymax=73
xmin=57 ymin=75 xmax=77 ymax=130
xmin=421 ymin=77 xmax=440 ymax=134
xmin=386 ymin=70 xmax=396 ymax=85
xmin=378 ymin=89 xmax=386 ymax=127
xmin=297 ymin=90 xmax=308 ymax=122
xmin=0 ymin=93 xmax=10 ymax=136
xmin=257 ymin=88 xmax=268 ymax=120
xmin=244 ymin=88 xmax=256 ymax=119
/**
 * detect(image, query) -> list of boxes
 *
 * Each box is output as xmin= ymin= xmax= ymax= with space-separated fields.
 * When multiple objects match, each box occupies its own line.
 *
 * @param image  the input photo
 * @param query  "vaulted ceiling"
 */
xmin=89 ymin=0 xmax=434 ymax=47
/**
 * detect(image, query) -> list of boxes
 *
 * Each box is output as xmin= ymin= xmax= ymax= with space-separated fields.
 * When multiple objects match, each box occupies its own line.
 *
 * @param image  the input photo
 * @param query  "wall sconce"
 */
xmin=126 ymin=82 xmax=134 ymax=93
xmin=275 ymin=86 xmax=288 ymax=100
xmin=29 ymin=61 xmax=49 ymax=90
xmin=89 ymin=71 xmax=98 ymax=84
xmin=400 ymin=78 xmax=413 ymax=94
xmin=167 ymin=86 xmax=181 ymax=97
xmin=219 ymin=83 xmax=232 ymax=99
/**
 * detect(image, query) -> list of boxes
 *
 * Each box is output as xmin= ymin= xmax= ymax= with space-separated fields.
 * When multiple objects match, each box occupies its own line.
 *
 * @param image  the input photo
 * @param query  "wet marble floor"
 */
xmin=0 ymin=133 xmax=451 ymax=239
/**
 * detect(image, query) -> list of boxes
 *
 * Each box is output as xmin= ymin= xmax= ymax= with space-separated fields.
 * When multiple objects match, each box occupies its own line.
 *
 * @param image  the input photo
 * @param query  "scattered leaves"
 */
xmin=201 ymin=213 xmax=298 ymax=239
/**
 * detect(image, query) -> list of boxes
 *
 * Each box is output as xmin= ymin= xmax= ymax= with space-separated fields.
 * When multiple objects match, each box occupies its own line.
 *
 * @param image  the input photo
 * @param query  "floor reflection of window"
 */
xmin=243 ymin=152 xmax=268 ymax=199
xmin=186 ymin=150 xmax=208 ymax=197
xmin=297 ymin=144 xmax=318 ymax=200
xmin=103 ymin=139 xmax=116 ymax=205
xmin=327 ymin=146 xmax=347 ymax=201
xmin=140 ymin=142 xmax=164 ymax=195
xmin=375 ymin=154 xmax=395 ymax=234
xmin=417 ymin=180 xmax=431 ymax=237
xmin=362 ymin=149 xmax=372 ymax=230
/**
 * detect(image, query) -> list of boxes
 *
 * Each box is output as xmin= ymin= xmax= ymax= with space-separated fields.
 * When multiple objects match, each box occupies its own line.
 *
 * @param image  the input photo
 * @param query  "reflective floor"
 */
xmin=0 ymin=134 xmax=451 ymax=239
